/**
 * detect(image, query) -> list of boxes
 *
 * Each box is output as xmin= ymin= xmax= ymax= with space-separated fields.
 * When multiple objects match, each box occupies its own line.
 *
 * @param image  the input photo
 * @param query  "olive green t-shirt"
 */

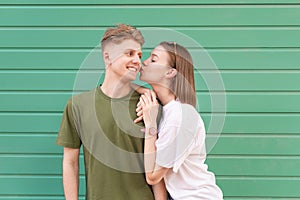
xmin=56 ymin=86 xmax=154 ymax=200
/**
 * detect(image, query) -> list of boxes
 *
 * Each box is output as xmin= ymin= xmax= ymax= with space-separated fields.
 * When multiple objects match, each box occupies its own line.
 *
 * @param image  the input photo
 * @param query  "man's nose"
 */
xmin=132 ymin=54 xmax=141 ymax=64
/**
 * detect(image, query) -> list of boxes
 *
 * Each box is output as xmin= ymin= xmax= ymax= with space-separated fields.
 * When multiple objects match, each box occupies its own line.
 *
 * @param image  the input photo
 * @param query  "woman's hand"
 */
xmin=134 ymin=101 xmax=143 ymax=124
xmin=139 ymin=90 xmax=159 ymax=128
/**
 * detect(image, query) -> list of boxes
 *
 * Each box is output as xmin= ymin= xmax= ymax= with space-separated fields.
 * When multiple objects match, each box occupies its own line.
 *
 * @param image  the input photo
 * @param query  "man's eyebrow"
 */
xmin=125 ymin=48 xmax=142 ymax=51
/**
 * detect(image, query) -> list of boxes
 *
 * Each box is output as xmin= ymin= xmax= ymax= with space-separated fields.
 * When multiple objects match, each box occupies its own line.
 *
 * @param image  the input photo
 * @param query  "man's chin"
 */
xmin=122 ymin=73 xmax=137 ymax=82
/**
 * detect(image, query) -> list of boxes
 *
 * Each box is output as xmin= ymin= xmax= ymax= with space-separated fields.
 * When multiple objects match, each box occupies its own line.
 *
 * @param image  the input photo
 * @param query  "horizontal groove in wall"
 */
xmin=1 ymin=133 xmax=299 ymax=136
xmin=0 ymin=194 xmax=69 ymax=198
xmin=1 ymin=47 xmax=300 ymax=50
xmin=0 ymin=173 xmax=298 ymax=179
xmin=0 ymin=174 xmax=298 ymax=179
xmin=0 ymin=89 xmax=298 ymax=92
xmin=1 ymin=69 xmax=300 ymax=72
xmin=1 ymin=91 xmax=300 ymax=94
xmin=1 ymin=112 xmax=300 ymax=116
xmin=224 ymin=198 xmax=300 ymax=199
xmin=0 ymin=2 xmax=300 ymax=5
xmin=2 ymin=26 xmax=300 ymax=30
xmin=0 ymin=153 xmax=82 ymax=157
xmin=0 ymin=47 xmax=300 ymax=53
xmin=1 ymin=153 xmax=300 ymax=159
xmin=218 ymin=176 xmax=300 ymax=180
xmin=0 ymin=174 xmax=85 ymax=178
xmin=207 ymin=155 xmax=300 ymax=158
xmin=0 ymin=47 xmax=299 ymax=51
xmin=2 ymin=5 xmax=300 ymax=8
xmin=2 ymin=111 xmax=300 ymax=115
xmin=1 ymin=0 xmax=300 ymax=5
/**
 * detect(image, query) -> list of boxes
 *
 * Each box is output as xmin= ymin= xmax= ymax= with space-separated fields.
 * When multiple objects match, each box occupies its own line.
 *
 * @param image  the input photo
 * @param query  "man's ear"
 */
xmin=166 ymin=68 xmax=177 ymax=79
xmin=103 ymin=52 xmax=111 ymax=67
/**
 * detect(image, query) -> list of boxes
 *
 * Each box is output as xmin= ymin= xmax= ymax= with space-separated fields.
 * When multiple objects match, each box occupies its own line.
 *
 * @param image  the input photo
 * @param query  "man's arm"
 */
xmin=152 ymin=179 xmax=167 ymax=200
xmin=63 ymin=147 xmax=80 ymax=200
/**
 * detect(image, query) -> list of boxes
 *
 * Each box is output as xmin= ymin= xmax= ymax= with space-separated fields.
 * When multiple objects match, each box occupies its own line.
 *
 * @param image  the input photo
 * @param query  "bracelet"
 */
xmin=147 ymin=127 xmax=157 ymax=136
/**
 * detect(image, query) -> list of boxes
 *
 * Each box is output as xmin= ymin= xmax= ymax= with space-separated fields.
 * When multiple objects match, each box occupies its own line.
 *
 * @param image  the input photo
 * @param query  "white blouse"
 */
xmin=156 ymin=100 xmax=223 ymax=200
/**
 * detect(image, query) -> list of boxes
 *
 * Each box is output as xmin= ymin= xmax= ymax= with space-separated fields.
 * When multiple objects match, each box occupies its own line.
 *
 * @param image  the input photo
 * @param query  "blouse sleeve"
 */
xmin=156 ymin=126 xmax=200 ymax=173
xmin=155 ymin=104 xmax=205 ymax=173
xmin=155 ymin=126 xmax=179 ymax=169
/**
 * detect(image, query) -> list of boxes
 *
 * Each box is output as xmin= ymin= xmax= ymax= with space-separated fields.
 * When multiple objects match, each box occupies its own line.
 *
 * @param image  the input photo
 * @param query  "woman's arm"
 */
xmin=140 ymin=92 xmax=169 ymax=185
xmin=144 ymin=127 xmax=169 ymax=185
xmin=152 ymin=179 xmax=167 ymax=200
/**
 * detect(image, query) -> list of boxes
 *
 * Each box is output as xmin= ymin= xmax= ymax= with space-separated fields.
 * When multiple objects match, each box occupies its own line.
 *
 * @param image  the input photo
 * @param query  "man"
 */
xmin=56 ymin=24 xmax=165 ymax=200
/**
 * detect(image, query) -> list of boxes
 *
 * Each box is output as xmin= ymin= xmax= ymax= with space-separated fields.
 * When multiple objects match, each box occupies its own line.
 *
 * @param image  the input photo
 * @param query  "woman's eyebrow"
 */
xmin=151 ymin=53 xmax=158 ymax=58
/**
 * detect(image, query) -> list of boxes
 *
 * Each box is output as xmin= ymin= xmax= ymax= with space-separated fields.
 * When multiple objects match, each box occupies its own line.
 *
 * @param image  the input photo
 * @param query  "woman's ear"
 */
xmin=165 ymin=68 xmax=177 ymax=79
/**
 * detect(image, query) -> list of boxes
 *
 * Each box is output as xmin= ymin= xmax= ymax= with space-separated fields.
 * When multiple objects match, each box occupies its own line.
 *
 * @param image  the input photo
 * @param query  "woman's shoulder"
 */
xmin=181 ymin=103 xmax=204 ymax=125
xmin=163 ymin=100 xmax=181 ymax=114
xmin=180 ymin=103 xmax=199 ymax=115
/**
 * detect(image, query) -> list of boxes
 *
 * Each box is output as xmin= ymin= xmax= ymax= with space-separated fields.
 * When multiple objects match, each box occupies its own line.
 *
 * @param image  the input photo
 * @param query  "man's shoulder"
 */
xmin=72 ymin=87 xmax=97 ymax=100
xmin=74 ymin=87 xmax=97 ymax=98
xmin=129 ymin=90 xmax=141 ymax=100
xmin=67 ymin=87 xmax=98 ymax=107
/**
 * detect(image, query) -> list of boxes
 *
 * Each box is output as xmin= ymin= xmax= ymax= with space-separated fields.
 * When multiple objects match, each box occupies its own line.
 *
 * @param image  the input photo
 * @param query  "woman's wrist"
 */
xmin=145 ymin=126 xmax=158 ymax=137
xmin=145 ymin=123 xmax=157 ymax=129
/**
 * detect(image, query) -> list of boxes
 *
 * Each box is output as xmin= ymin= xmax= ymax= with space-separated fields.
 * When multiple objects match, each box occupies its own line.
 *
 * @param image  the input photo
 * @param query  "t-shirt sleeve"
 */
xmin=56 ymin=99 xmax=81 ymax=148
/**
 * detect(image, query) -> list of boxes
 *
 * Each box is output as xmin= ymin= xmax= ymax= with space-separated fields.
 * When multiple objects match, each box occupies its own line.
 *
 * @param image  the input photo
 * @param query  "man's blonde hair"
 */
xmin=101 ymin=24 xmax=144 ymax=51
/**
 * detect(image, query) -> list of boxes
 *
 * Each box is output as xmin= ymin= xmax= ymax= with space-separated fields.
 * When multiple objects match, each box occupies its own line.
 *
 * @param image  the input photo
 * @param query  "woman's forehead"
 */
xmin=152 ymin=45 xmax=169 ymax=56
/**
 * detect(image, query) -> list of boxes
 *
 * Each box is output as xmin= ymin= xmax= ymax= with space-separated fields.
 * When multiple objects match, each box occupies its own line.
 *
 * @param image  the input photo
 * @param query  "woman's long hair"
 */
xmin=160 ymin=41 xmax=196 ymax=107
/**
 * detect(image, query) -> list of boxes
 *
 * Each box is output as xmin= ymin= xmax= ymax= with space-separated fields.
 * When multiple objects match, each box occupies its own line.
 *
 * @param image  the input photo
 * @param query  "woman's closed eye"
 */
xmin=151 ymin=55 xmax=158 ymax=63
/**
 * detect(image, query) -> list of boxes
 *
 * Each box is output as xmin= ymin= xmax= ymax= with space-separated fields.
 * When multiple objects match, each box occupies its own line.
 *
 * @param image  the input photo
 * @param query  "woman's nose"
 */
xmin=142 ymin=58 xmax=150 ymax=66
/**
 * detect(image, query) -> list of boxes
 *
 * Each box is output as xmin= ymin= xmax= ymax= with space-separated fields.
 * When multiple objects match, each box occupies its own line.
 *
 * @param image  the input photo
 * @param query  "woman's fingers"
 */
xmin=149 ymin=90 xmax=157 ymax=103
xmin=136 ymin=102 xmax=142 ymax=112
xmin=136 ymin=109 xmax=143 ymax=117
xmin=140 ymin=95 xmax=146 ymax=106
xmin=141 ymin=94 xmax=150 ymax=105
xmin=140 ymin=90 xmax=158 ymax=112
xmin=144 ymin=92 xmax=154 ymax=104
xmin=135 ymin=90 xmax=158 ymax=125
xmin=134 ymin=115 xmax=143 ymax=123
xmin=135 ymin=100 xmax=144 ymax=123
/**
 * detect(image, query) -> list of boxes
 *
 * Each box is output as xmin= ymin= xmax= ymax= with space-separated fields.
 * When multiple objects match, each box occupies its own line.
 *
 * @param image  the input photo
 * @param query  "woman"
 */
xmin=137 ymin=42 xmax=223 ymax=199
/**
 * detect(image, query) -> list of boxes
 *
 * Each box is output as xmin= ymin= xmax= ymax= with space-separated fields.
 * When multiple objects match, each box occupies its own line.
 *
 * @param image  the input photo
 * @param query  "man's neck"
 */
xmin=100 ymin=75 xmax=132 ymax=98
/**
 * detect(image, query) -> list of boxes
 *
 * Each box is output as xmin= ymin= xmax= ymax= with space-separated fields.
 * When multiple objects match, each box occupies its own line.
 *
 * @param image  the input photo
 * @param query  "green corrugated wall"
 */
xmin=1 ymin=0 xmax=300 ymax=199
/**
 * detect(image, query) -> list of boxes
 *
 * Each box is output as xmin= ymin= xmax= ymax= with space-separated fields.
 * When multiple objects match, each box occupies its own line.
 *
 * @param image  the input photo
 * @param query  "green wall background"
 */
xmin=1 ymin=0 xmax=300 ymax=199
